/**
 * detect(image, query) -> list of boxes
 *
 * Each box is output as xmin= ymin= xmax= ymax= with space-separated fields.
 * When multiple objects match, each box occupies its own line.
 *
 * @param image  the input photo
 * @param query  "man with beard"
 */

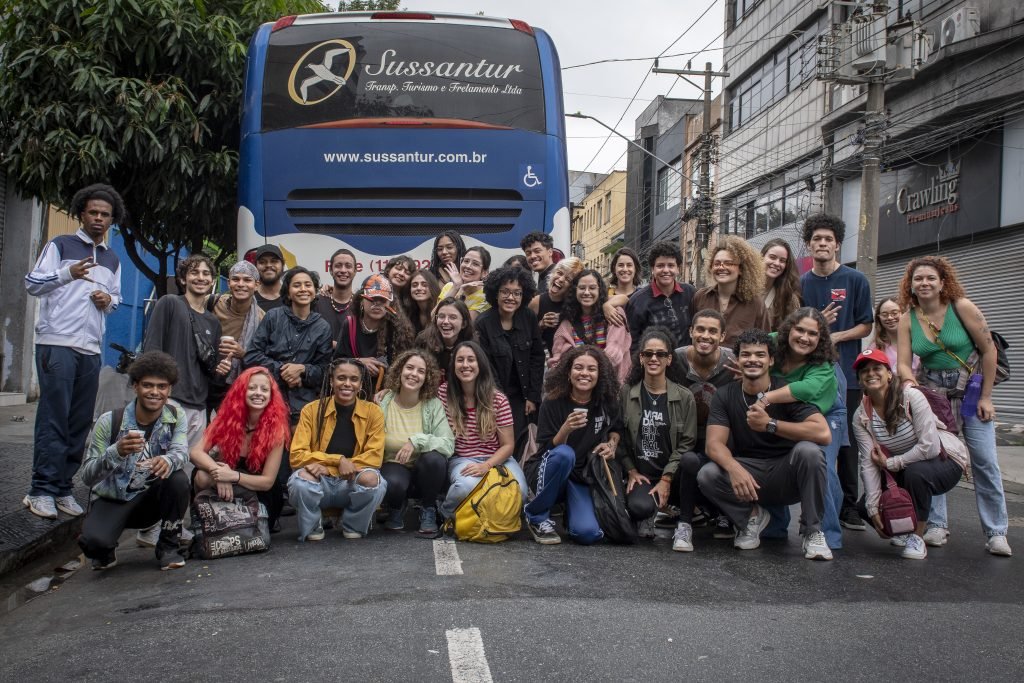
xmin=253 ymin=244 xmax=286 ymax=312
xmin=315 ymin=248 xmax=357 ymax=344
xmin=697 ymin=329 xmax=833 ymax=560
xmin=520 ymin=231 xmax=555 ymax=295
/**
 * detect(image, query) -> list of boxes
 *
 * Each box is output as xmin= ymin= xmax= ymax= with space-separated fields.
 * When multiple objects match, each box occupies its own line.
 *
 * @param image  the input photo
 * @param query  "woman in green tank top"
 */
xmin=896 ymin=256 xmax=1011 ymax=557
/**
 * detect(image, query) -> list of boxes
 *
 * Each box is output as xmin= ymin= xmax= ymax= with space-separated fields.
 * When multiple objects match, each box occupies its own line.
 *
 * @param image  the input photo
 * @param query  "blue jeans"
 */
xmin=927 ymin=414 xmax=1008 ymax=537
xmin=287 ymin=469 xmax=387 ymax=540
xmin=524 ymin=445 xmax=603 ymax=545
xmin=440 ymin=456 xmax=527 ymax=520
xmin=31 ymin=345 xmax=101 ymax=496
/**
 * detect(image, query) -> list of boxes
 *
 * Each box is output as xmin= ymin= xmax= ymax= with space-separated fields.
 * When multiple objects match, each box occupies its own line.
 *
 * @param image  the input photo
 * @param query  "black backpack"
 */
xmin=584 ymin=454 xmax=637 ymax=545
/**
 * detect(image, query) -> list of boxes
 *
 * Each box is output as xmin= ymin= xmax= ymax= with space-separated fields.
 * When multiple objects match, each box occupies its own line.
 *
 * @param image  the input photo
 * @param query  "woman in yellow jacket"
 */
xmin=288 ymin=358 xmax=387 ymax=542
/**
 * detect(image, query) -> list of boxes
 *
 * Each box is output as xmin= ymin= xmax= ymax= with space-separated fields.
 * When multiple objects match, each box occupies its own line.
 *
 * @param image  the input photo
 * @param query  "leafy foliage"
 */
xmin=337 ymin=1 xmax=401 ymax=11
xmin=0 ymin=0 xmax=326 ymax=292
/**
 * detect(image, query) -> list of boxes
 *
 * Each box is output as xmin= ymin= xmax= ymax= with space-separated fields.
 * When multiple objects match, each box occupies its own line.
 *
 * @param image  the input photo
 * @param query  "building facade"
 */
xmin=570 ymin=171 xmax=627 ymax=275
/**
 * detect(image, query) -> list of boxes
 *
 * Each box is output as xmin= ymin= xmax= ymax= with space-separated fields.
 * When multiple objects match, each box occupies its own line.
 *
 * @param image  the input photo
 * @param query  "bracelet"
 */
xmin=236 ymin=472 xmax=242 ymax=483
xmin=660 ymin=476 xmax=673 ymax=484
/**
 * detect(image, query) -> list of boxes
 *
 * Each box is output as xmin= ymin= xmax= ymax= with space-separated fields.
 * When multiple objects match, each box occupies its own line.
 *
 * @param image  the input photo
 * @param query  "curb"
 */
xmin=0 ymin=503 xmax=85 ymax=579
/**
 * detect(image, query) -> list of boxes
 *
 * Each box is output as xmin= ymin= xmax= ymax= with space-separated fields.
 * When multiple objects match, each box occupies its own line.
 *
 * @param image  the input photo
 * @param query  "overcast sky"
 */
xmin=398 ymin=0 xmax=726 ymax=174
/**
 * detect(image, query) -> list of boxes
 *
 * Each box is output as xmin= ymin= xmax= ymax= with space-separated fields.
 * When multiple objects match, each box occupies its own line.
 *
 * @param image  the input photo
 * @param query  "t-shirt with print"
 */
xmin=800 ymin=265 xmax=872 ymax=388
xmin=437 ymin=382 xmax=512 ymax=460
xmin=707 ymin=378 xmax=821 ymax=460
xmin=635 ymin=389 xmax=672 ymax=477
xmin=535 ymin=395 xmax=623 ymax=482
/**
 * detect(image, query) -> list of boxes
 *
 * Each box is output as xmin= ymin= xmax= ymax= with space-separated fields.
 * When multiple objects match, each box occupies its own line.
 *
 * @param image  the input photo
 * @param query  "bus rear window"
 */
xmin=262 ymin=21 xmax=545 ymax=132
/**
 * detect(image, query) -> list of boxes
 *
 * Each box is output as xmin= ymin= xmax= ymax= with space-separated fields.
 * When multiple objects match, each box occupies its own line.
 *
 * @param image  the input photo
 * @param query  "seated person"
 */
xmin=377 ymin=350 xmax=455 ymax=537
xmin=190 ymin=367 xmax=290 ymax=510
xmin=524 ymin=346 xmax=622 ymax=546
xmin=78 ymin=351 xmax=190 ymax=571
xmin=287 ymin=358 xmax=388 ymax=541
xmin=618 ymin=328 xmax=698 ymax=550
xmin=851 ymin=349 xmax=967 ymax=560
xmin=438 ymin=341 xmax=528 ymax=520
xmin=697 ymin=330 xmax=833 ymax=560
xmin=415 ymin=297 xmax=476 ymax=385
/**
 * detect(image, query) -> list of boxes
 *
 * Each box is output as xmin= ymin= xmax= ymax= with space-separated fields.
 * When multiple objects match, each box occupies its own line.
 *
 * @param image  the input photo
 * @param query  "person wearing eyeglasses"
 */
xmin=691 ymin=236 xmax=770 ymax=347
xmin=870 ymin=297 xmax=918 ymax=375
xmin=438 ymin=246 xmax=492 ymax=321
xmin=475 ymin=266 xmax=545 ymax=442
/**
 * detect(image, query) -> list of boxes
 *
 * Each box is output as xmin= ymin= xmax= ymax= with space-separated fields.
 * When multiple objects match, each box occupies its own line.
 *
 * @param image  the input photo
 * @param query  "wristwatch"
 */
xmin=766 ymin=418 xmax=778 ymax=434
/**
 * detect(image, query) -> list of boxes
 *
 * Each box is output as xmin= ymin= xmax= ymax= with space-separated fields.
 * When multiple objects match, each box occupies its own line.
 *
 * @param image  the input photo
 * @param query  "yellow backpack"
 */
xmin=446 ymin=465 xmax=523 ymax=543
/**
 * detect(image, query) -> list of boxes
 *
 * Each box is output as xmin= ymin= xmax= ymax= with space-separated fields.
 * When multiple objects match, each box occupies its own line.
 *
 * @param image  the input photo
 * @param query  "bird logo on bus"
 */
xmin=287 ymin=39 xmax=357 ymax=105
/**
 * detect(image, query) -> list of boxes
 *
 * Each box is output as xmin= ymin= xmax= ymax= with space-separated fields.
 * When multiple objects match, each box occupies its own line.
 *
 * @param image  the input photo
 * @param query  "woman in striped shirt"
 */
xmin=550 ymin=269 xmax=631 ymax=382
xmin=851 ymin=348 xmax=966 ymax=560
xmin=437 ymin=341 xmax=527 ymax=520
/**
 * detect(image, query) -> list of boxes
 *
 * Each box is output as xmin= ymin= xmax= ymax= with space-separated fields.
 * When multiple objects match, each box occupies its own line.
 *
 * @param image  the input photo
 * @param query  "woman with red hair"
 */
xmin=190 ymin=367 xmax=291 ymax=520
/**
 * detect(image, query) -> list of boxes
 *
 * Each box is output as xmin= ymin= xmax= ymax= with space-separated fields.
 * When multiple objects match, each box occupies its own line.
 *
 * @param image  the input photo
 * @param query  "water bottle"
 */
xmin=961 ymin=373 xmax=982 ymax=419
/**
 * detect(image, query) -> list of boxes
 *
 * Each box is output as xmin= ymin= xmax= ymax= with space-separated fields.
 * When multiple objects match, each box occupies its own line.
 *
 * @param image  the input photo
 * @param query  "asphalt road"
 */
xmin=2 ymin=484 xmax=1022 ymax=682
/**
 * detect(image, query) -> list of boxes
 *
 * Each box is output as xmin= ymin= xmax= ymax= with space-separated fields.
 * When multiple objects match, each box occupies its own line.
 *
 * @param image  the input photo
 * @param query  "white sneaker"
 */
xmin=734 ymin=507 xmax=769 ymax=550
xmin=986 ymin=535 xmax=1013 ymax=557
xmin=342 ymin=530 xmax=363 ymax=540
xmin=922 ymin=527 xmax=949 ymax=547
xmin=802 ymin=531 xmax=833 ymax=560
xmin=136 ymin=524 xmax=160 ymax=548
xmin=902 ymin=534 xmax=927 ymax=560
xmin=889 ymin=534 xmax=909 ymax=547
xmin=55 ymin=495 xmax=84 ymax=516
xmin=306 ymin=524 xmax=325 ymax=542
xmin=23 ymin=495 xmax=58 ymax=519
xmin=672 ymin=523 xmax=693 ymax=552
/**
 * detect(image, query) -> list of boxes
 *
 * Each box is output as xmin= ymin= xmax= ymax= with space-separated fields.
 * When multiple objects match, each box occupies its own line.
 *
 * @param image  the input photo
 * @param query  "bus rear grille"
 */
xmin=294 ymin=223 xmax=515 ymax=236
xmin=288 ymin=188 xmax=523 ymax=201
xmin=287 ymin=208 xmax=521 ymax=218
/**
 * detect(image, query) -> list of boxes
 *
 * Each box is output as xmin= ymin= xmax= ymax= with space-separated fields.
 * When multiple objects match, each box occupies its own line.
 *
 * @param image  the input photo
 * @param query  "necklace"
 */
xmin=330 ymin=294 xmax=351 ymax=314
xmin=642 ymin=381 xmax=665 ymax=403
xmin=741 ymin=388 xmax=764 ymax=409
xmin=360 ymin=319 xmax=379 ymax=334
xmin=245 ymin=423 xmax=257 ymax=434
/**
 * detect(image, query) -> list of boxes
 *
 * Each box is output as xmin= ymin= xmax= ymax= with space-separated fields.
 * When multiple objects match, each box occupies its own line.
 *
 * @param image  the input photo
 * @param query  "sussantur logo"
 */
xmin=287 ymin=39 xmax=356 ymax=105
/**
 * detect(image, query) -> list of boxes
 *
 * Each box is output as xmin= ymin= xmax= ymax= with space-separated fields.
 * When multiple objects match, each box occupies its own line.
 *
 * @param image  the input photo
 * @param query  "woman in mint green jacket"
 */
xmin=376 ymin=349 xmax=455 ymax=537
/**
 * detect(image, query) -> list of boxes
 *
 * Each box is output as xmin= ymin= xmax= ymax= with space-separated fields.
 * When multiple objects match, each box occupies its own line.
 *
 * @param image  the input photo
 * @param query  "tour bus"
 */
xmin=238 ymin=11 xmax=570 ymax=276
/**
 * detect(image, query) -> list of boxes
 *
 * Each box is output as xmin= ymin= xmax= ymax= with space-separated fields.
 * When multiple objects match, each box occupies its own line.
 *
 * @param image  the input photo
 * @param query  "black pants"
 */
xmin=268 ymin=436 xmax=294 ymax=527
xmin=79 ymin=470 xmax=189 ymax=563
xmin=381 ymin=451 xmax=448 ymax=509
xmin=676 ymin=451 xmax=714 ymax=524
xmin=856 ymin=457 xmax=963 ymax=526
xmin=839 ymin=389 xmax=862 ymax=511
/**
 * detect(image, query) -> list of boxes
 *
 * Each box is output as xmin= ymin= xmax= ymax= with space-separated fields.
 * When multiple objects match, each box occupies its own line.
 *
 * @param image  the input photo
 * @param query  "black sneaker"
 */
xmin=91 ymin=553 xmax=117 ymax=571
xmin=713 ymin=515 xmax=734 ymax=539
xmin=528 ymin=518 xmax=562 ymax=545
xmin=840 ymin=508 xmax=866 ymax=531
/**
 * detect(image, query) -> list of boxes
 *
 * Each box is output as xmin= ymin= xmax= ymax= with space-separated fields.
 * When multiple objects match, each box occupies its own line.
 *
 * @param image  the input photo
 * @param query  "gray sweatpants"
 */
xmin=697 ymin=441 xmax=826 ymax=535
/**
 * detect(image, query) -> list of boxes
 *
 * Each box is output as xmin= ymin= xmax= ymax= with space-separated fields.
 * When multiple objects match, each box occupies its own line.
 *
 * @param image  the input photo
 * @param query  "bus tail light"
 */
xmin=271 ymin=16 xmax=296 ymax=31
xmin=371 ymin=12 xmax=435 ymax=20
xmin=510 ymin=19 xmax=534 ymax=35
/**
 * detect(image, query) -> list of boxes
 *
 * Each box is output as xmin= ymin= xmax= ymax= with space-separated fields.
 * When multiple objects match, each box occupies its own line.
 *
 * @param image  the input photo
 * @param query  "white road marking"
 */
xmin=433 ymin=539 xmax=464 ymax=576
xmin=446 ymin=627 xmax=493 ymax=683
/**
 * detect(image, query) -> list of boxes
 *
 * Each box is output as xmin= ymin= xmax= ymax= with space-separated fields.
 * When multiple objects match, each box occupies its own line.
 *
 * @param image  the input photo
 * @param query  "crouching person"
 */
xmin=288 ymin=358 xmax=387 ymax=541
xmin=698 ymin=330 xmax=834 ymax=560
xmin=78 ymin=352 xmax=190 ymax=571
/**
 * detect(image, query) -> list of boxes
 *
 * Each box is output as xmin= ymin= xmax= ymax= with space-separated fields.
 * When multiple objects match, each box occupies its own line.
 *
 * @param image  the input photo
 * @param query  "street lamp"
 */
xmin=566 ymin=112 xmax=691 ymax=181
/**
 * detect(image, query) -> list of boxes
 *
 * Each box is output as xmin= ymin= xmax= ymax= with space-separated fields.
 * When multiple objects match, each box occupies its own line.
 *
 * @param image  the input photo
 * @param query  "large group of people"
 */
xmin=22 ymin=184 xmax=1014 ymax=573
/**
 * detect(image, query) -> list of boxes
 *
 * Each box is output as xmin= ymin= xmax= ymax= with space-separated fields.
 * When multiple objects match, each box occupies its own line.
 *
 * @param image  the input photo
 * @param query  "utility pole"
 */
xmin=856 ymin=79 xmax=885 ymax=290
xmin=653 ymin=62 xmax=728 ymax=286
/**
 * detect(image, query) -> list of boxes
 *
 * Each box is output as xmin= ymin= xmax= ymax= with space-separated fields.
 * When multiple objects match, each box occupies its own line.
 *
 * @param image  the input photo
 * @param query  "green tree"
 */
xmin=337 ymin=1 xmax=401 ymax=11
xmin=0 ymin=0 xmax=326 ymax=293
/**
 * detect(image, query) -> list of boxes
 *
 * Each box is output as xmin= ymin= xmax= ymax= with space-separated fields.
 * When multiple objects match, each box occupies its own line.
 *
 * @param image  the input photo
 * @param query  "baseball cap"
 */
xmin=254 ymin=244 xmax=284 ymax=261
xmin=361 ymin=273 xmax=394 ymax=303
xmin=853 ymin=348 xmax=891 ymax=371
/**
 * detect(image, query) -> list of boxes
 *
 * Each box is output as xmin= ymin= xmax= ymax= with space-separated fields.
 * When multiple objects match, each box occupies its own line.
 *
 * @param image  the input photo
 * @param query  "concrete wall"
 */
xmin=0 ymin=190 xmax=45 ymax=399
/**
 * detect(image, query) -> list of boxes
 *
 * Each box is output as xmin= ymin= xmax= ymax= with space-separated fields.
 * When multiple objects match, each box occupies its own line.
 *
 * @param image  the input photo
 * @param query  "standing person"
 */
xmin=377 ymin=350 xmax=455 ymax=537
xmin=77 ymin=352 xmax=189 ymax=571
xmin=608 ymin=247 xmax=642 ymax=298
xmin=314 ymin=248 xmax=357 ymax=344
xmin=253 ymin=244 xmax=286 ymax=312
xmin=524 ymin=346 xmax=622 ymax=545
xmin=698 ymin=329 xmax=833 ymax=560
xmin=438 ymin=246 xmax=491 ymax=320
xmin=475 ymin=267 xmax=545 ymax=441
xmin=334 ymin=274 xmax=416 ymax=383
xmin=550 ymin=269 xmax=631 ymax=382
xmin=288 ymin=359 xmax=388 ymax=541
xmin=211 ymin=261 xmax=265 ymax=388
xmin=618 ymin=329 xmax=698 ymax=550
xmin=799 ymin=214 xmax=872 ymax=531
xmin=437 ymin=341 xmax=528 ymax=520
xmin=406 ymin=269 xmax=442 ymax=335
xmin=625 ymin=241 xmax=697 ymax=356
xmin=428 ymin=231 xmax=467 ymax=285
xmin=520 ymin=230 xmax=556 ymax=295
xmin=871 ymin=297 xmax=917 ymax=374
xmin=415 ymin=297 xmax=476 ymax=385
xmin=23 ymin=183 xmax=124 ymax=520
xmin=691 ymin=236 xmax=770 ymax=346
xmin=383 ymin=255 xmax=417 ymax=319
xmin=529 ymin=256 xmax=583 ymax=354
xmin=897 ymin=256 xmax=1012 ymax=556
xmin=503 ymin=254 xmax=529 ymax=270
xmin=851 ymin=349 xmax=967 ymax=560
xmin=760 ymin=238 xmax=801 ymax=331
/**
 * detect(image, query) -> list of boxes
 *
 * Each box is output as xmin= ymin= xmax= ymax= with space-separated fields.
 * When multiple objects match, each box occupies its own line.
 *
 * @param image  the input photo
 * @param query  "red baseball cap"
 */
xmin=853 ymin=348 xmax=891 ymax=371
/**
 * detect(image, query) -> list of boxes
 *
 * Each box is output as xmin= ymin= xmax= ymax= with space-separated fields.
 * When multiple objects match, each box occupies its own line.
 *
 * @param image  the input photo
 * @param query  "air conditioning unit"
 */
xmin=940 ymin=7 xmax=980 ymax=47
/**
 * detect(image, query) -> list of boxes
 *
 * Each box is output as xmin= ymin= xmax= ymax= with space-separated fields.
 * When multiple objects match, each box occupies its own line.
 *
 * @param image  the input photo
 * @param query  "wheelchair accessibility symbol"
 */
xmin=523 ymin=165 xmax=542 ymax=188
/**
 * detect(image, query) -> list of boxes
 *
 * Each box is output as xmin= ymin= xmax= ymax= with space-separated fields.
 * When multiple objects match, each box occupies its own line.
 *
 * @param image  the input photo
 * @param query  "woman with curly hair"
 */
xmin=692 ymin=236 xmax=770 ymax=346
xmin=896 ymin=256 xmax=1011 ymax=556
xmin=428 ymin=231 xmax=467 ymax=285
xmin=618 ymin=328 xmax=699 ymax=550
xmin=406 ymin=269 xmax=442 ymax=335
xmin=377 ymin=350 xmax=455 ymax=537
xmin=438 ymin=246 xmax=492 ymax=320
xmin=384 ymin=255 xmax=417 ymax=311
xmin=608 ymin=247 xmax=642 ymax=298
xmin=415 ymin=297 xmax=476 ymax=385
xmin=334 ymin=274 xmax=416 ymax=385
xmin=438 ymin=341 xmax=527 ymax=520
xmin=190 ymin=367 xmax=291 ymax=525
xmin=476 ymin=266 xmax=545 ymax=440
xmin=529 ymin=256 xmax=584 ymax=354
xmin=524 ymin=346 xmax=623 ymax=545
xmin=760 ymin=238 xmax=801 ymax=331
xmin=550 ymin=269 xmax=631 ymax=381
